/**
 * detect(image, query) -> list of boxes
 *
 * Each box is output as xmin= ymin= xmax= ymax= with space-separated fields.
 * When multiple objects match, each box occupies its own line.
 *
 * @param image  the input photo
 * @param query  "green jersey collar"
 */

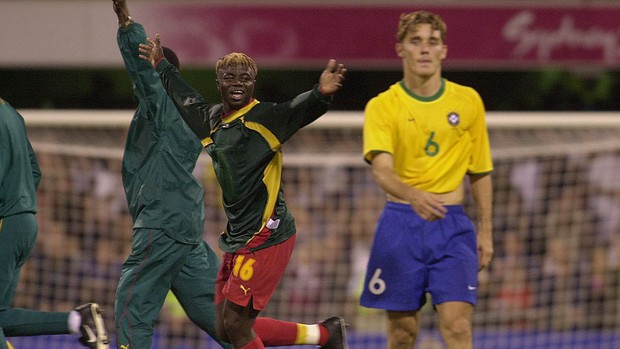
xmin=399 ymin=79 xmax=446 ymax=102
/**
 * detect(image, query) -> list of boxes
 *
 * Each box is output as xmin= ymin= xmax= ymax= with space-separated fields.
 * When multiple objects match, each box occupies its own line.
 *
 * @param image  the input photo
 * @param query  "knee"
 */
xmin=388 ymin=327 xmax=417 ymax=349
xmin=219 ymin=301 xmax=258 ymax=345
xmin=215 ymin=312 xmax=230 ymax=341
xmin=388 ymin=322 xmax=418 ymax=349
xmin=223 ymin=316 xmax=245 ymax=334
xmin=441 ymin=316 xmax=472 ymax=339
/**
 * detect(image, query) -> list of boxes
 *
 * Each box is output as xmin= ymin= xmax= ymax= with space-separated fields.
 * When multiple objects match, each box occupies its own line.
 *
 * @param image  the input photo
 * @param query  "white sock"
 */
xmin=297 ymin=324 xmax=321 ymax=345
xmin=68 ymin=310 xmax=81 ymax=334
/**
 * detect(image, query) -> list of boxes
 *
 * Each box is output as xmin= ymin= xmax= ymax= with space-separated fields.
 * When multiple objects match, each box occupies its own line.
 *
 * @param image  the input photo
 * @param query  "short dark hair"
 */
xmin=162 ymin=46 xmax=180 ymax=69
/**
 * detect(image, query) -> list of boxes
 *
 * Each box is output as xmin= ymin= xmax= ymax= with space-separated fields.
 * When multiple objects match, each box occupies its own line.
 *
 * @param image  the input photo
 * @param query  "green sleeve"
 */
xmin=258 ymin=85 xmax=332 ymax=143
xmin=156 ymin=60 xmax=214 ymax=140
xmin=117 ymin=22 xmax=170 ymax=131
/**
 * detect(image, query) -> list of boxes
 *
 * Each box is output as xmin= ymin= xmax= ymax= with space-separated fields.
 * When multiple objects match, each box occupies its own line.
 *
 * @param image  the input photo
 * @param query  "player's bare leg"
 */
xmin=387 ymin=310 xmax=420 ymax=349
xmin=436 ymin=301 xmax=474 ymax=349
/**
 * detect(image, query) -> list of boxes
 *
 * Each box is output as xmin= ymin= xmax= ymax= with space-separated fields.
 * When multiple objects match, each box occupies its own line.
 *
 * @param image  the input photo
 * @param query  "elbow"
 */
xmin=371 ymin=166 xmax=391 ymax=186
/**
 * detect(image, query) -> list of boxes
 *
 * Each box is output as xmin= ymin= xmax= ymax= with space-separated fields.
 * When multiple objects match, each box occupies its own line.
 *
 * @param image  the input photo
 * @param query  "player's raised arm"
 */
xmin=139 ymin=33 xmax=213 ymax=140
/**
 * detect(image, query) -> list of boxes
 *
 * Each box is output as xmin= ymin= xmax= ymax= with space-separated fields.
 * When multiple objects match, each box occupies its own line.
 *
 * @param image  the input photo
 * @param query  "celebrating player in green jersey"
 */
xmin=139 ymin=31 xmax=348 ymax=349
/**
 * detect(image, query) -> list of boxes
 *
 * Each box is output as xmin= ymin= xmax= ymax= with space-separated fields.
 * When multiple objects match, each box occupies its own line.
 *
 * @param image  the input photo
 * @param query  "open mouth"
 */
xmin=230 ymin=89 xmax=244 ymax=101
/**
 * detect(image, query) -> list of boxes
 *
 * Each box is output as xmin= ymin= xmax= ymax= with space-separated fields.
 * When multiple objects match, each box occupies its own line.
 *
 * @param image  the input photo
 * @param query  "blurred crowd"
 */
xmin=11 ymin=126 xmax=620 ymax=346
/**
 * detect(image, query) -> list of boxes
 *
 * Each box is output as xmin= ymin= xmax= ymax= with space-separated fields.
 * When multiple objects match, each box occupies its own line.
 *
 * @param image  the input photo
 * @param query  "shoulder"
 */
xmin=365 ymin=83 xmax=401 ymax=110
xmin=251 ymin=102 xmax=276 ymax=111
xmin=242 ymin=101 xmax=277 ymax=120
xmin=445 ymin=80 xmax=482 ymax=103
xmin=208 ymin=104 xmax=225 ymax=128
xmin=0 ymin=102 xmax=22 ymax=126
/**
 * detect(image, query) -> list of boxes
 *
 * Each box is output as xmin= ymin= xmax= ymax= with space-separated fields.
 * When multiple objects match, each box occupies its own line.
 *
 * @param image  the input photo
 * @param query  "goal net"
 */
xmin=10 ymin=110 xmax=620 ymax=349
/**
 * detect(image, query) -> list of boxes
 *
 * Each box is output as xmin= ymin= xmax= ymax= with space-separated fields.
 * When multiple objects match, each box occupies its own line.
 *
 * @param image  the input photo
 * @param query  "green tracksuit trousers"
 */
xmin=115 ymin=228 xmax=230 ymax=349
xmin=0 ymin=213 xmax=70 ymax=345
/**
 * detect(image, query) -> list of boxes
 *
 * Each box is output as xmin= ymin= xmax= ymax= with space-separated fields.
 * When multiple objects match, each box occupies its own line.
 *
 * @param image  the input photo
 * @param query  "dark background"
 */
xmin=1 ymin=67 xmax=618 ymax=111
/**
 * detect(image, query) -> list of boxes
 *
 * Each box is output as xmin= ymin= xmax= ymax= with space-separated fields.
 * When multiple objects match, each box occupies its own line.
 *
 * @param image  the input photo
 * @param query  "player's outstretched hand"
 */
xmin=319 ymin=59 xmax=347 ymax=95
xmin=138 ymin=34 xmax=164 ymax=68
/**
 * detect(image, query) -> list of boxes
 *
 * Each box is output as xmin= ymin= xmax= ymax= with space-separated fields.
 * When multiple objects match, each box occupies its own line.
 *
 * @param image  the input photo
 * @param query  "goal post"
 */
xmin=11 ymin=110 xmax=620 ymax=349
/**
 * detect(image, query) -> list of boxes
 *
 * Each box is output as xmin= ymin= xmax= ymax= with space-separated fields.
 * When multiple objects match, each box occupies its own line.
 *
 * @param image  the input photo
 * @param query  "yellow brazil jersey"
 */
xmin=363 ymin=79 xmax=493 ymax=193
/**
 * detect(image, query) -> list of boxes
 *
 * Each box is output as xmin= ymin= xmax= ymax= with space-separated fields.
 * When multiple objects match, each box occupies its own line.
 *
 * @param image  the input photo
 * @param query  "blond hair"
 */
xmin=215 ymin=52 xmax=258 ymax=76
xmin=396 ymin=11 xmax=447 ymax=43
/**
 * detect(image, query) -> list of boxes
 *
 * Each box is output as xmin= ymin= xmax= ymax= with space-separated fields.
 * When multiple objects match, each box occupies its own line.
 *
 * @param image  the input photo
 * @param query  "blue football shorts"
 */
xmin=360 ymin=202 xmax=479 ymax=311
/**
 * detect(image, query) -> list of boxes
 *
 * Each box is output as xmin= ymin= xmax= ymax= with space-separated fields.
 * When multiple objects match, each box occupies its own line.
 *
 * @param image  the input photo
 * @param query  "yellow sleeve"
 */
xmin=468 ymin=90 xmax=494 ymax=174
xmin=363 ymin=96 xmax=393 ymax=163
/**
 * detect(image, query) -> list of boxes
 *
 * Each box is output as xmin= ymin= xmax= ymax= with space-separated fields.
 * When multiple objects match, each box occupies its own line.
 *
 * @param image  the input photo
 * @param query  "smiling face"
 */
xmin=215 ymin=52 xmax=258 ymax=113
xmin=217 ymin=66 xmax=256 ymax=112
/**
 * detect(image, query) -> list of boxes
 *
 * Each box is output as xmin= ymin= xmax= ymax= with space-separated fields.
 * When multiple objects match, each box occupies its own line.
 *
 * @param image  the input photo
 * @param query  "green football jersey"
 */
xmin=157 ymin=60 xmax=333 ymax=253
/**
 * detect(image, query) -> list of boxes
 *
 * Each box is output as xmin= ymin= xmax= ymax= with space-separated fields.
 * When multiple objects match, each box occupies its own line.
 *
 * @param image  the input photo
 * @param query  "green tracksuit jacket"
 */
xmin=116 ymin=23 xmax=229 ymax=349
xmin=0 ymin=98 xmax=40 ymax=218
xmin=119 ymin=24 xmax=204 ymax=245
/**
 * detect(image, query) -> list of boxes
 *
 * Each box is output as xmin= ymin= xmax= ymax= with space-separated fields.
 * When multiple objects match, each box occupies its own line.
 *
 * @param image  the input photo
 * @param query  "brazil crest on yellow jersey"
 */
xmin=363 ymin=79 xmax=493 ymax=193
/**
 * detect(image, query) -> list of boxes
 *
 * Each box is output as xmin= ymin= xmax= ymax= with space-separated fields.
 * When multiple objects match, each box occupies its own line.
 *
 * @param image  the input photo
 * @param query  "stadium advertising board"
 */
xmin=136 ymin=5 xmax=620 ymax=69
xmin=1 ymin=3 xmax=619 ymax=68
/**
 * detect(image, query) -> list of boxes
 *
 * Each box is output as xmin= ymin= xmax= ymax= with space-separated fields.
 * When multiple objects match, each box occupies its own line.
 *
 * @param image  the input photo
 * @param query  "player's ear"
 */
xmin=395 ymin=43 xmax=404 ymax=58
xmin=441 ymin=44 xmax=447 ymax=60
